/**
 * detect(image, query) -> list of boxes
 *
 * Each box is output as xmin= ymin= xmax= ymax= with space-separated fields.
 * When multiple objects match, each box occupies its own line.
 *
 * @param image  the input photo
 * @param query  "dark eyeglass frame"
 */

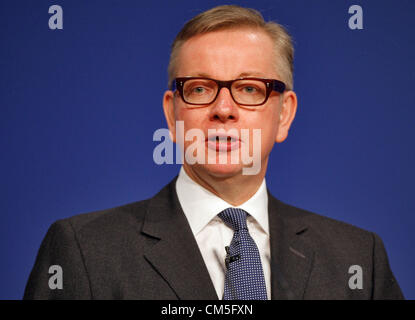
xmin=171 ymin=77 xmax=286 ymax=107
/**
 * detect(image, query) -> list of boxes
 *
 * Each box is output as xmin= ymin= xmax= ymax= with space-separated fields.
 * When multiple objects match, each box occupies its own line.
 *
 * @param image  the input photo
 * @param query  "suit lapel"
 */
xmin=268 ymin=192 xmax=315 ymax=300
xmin=140 ymin=178 xmax=315 ymax=300
xmin=141 ymin=177 xmax=218 ymax=300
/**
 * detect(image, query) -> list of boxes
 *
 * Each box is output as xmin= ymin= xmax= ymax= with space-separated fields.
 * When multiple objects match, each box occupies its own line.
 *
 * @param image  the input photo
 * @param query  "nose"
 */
xmin=209 ymin=87 xmax=239 ymax=123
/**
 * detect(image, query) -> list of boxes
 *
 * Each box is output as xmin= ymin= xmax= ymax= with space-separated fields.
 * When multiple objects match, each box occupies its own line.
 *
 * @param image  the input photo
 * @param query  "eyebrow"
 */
xmin=192 ymin=72 xmax=212 ymax=78
xmin=188 ymin=71 xmax=268 ymax=79
xmin=237 ymin=71 xmax=267 ymax=78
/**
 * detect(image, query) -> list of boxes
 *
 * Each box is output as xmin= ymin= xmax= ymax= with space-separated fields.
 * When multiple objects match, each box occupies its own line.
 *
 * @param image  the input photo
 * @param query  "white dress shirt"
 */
xmin=175 ymin=166 xmax=271 ymax=300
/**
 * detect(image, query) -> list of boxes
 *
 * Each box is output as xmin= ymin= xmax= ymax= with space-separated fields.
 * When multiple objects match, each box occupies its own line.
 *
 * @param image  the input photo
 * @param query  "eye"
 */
xmin=242 ymin=86 xmax=257 ymax=93
xmin=183 ymin=79 xmax=216 ymax=97
xmin=192 ymin=87 xmax=206 ymax=94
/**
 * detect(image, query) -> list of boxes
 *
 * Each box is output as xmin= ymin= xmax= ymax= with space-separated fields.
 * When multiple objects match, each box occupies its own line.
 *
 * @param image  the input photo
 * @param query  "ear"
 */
xmin=276 ymin=90 xmax=298 ymax=143
xmin=162 ymin=90 xmax=177 ymax=142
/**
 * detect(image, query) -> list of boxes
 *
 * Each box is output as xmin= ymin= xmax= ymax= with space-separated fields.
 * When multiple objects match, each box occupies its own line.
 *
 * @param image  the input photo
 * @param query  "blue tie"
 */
xmin=218 ymin=208 xmax=268 ymax=300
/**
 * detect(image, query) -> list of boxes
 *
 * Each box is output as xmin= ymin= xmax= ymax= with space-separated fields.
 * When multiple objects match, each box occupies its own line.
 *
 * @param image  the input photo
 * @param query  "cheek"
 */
xmin=260 ymin=124 xmax=278 ymax=150
xmin=250 ymin=113 xmax=279 ymax=154
xmin=176 ymin=103 xmax=205 ymax=122
xmin=174 ymin=108 xmax=208 ymax=147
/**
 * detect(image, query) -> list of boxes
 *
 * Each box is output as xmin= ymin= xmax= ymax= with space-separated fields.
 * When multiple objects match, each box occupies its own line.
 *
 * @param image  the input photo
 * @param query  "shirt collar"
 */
xmin=175 ymin=166 xmax=269 ymax=236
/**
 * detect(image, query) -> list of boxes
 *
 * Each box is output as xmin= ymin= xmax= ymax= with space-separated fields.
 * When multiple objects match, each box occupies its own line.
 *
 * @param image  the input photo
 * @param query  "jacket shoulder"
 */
xmin=275 ymin=198 xmax=374 ymax=241
xmin=271 ymin=197 xmax=404 ymax=299
xmin=59 ymin=198 xmax=150 ymax=235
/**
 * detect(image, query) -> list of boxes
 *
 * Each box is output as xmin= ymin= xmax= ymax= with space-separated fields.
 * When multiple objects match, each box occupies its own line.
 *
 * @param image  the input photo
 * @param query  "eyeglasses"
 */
xmin=171 ymin=77 xmax=286 ymax=107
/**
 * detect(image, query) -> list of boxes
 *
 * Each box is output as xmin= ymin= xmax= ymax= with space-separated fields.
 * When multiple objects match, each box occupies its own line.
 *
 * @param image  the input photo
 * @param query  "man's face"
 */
xmin=163 ymin=28 xmax=297 ymax=180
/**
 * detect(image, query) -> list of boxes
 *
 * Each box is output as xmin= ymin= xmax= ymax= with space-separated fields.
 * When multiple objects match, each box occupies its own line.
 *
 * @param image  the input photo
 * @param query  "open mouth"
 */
xmin=206 ymin=133 xmax=241 ymax=152
xmin=209 ymin=136 xmax=238 ymax=143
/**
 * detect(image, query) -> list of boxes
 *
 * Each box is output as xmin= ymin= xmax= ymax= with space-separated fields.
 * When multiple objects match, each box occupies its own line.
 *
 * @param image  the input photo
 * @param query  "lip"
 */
xmin=206 ymin=132 xmax=241 ymax=152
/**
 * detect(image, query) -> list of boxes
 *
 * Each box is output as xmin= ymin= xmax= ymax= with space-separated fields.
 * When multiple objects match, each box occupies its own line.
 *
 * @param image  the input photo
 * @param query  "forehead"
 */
xmin=176 ymin=28 xmax=277 ymax=79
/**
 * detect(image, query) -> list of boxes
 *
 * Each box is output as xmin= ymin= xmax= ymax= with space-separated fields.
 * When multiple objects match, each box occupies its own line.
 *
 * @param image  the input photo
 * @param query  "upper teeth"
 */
xmin=213 ymin=136 xmax=234 ymax=142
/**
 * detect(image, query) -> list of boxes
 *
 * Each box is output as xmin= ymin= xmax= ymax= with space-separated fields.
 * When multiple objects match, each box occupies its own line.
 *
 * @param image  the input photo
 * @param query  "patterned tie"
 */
xmin=218 ymin=207 xmax=268 ymax=300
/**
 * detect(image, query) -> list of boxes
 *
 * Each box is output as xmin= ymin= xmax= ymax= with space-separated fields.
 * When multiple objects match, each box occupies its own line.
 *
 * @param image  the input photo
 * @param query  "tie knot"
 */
xmin=218 ymin=208 xmax=248 ymax=231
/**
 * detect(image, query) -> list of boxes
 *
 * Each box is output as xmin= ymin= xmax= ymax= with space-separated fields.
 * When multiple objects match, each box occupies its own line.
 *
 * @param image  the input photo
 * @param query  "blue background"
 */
xmin=1 ymin=0 xmax=414 ymax=299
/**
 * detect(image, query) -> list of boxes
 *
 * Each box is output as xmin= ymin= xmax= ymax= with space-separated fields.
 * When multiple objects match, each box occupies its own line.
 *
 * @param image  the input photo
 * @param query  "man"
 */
xmin=24 ymin=5 xmax=404 ymax=299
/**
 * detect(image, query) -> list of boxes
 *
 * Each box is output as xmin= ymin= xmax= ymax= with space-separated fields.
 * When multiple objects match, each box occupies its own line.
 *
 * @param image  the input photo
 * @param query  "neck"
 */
xmin=182 ymin=163 xmax=267 ymax=206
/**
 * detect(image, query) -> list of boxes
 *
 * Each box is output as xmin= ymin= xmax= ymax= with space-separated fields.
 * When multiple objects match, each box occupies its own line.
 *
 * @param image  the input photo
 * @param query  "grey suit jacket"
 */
xmin=23 ymin=176 xmax=404 ymax=299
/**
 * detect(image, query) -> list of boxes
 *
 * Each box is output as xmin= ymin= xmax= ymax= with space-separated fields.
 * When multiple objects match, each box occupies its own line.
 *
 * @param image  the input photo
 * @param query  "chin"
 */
xmin=198 ymin=163 xmax=244 ymax=179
